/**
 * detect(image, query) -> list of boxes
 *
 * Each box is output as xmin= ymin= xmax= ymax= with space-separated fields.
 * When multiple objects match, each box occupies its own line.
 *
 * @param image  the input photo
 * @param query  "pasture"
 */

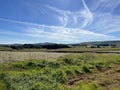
xmin=0 ymin=52 xmax=120 ymax=90
xmin=0 ymin=51 xmax=69 ymax=63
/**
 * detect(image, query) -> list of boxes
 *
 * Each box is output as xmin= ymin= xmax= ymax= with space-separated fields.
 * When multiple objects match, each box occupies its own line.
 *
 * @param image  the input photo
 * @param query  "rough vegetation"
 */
xmin=0 ymin=51 xmax=69 ymax=63
xmin=0 ymin=53 xmax=120 ymax=90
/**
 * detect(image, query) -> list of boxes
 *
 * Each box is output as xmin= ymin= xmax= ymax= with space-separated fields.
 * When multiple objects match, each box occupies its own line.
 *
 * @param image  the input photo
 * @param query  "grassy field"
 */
xmin=0 ymin=53 xmax=120 ymax=90
xmin=0 ymin=46 xmax=120 ymax=53
xmin=0 ymin=51 xmax=69 ymax=63
xmin=47 ymin=47 xmax=120 ymax=53
xmin=0 ymin=47 xmax=12 ymax=51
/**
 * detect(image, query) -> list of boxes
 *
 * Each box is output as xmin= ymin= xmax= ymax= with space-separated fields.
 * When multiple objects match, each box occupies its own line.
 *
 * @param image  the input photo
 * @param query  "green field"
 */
xmin=0 ymin=53 xmax=120 ymax=90
xmin=0 ymin=51 xmax=69 ymax=63
xmin=0 ymin=45 xmax=120 ymax=53
xmin=47 ymin=47 xmax=120 ymax=53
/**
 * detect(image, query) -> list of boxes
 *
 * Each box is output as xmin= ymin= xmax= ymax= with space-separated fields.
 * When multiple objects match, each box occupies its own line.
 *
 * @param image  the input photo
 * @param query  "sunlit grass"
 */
xmin=0 ymin=53 xmax=120 ymax=90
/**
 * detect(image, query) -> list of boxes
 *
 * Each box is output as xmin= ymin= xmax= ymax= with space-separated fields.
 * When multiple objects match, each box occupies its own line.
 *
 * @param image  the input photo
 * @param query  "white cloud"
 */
xmin=85 ymin=0 xmax=120 ymax=35
xmin=90 ymin=12 xmax=120 ymax=34
xmin=23 ymin=26 xmax=115 ymax=43
xmin=0 ymin=17 xmax=47 ymax=27
xmin=0 ymin=16 xmax=116 ymax=43
xmin=0 ymin=0 xmax=119 ymax=43
xmin=82 ymin=0 xmax=93 ymax=23
xmin=46 ymin=0 xmax=93 ymax=28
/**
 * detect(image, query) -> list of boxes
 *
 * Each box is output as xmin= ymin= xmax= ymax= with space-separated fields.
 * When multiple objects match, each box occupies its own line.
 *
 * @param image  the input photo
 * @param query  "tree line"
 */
xmin=11 ymin=44 xmax=70 ymax=50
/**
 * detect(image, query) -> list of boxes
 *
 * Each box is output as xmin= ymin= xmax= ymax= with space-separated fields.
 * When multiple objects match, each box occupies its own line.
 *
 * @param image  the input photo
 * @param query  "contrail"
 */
xmin=82 ymin=0 xmax=92 ymax=18
xmin=0 ymin=17 xmax=60 ymax=29
xmin=82 ymin=0 xmax=93 ymax=27
xmin=0 ymin=17 xmax=44 ymax=27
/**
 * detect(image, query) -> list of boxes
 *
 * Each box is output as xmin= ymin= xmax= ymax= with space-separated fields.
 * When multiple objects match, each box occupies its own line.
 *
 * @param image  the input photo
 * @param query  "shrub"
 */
xmin=82 ymin=66 xmax=91 ymax=73
xmin=27 ymin=62 xmax=36 ymax=67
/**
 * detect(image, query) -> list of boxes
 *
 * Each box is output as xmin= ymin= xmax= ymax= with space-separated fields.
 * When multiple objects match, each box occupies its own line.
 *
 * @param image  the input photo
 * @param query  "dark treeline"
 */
xmin=71 ymin=40 xmax=120 ymax=48
xmin=10 ymin=44 xmax=70 ymax=50
xmin=0 ymin=40 xmax=120 ymax=50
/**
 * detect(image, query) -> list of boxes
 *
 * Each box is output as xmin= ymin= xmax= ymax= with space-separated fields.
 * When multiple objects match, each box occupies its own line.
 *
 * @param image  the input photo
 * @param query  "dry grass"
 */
xmin=0 ymin=51 xmax=69 ymax=63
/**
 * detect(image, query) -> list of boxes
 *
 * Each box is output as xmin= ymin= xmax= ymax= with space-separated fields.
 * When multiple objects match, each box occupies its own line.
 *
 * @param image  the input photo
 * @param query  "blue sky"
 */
xmin=0 ymin=0 xmax=120 ymax=44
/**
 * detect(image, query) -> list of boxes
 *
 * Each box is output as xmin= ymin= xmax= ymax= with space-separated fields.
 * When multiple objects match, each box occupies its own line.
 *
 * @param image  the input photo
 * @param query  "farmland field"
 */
xmin=0 ymin=0 xmax=120 ymax=89
xmin=46 ymin=47 xmax=120 ymax=53
xmin=0 ymin=51 xmax=69 ymax=63
xmin=0 ymin=52 xmax=120 ymax=90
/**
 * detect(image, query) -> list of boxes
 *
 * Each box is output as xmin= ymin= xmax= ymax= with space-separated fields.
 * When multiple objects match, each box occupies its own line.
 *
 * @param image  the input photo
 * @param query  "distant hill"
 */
xmin=2 ymin=43 xmax=70 ymax=50
xmin=71 ymin=40 xmax=120 ymax=47
xmin=0 ymin=40 xmax=120 ymax=50
xmin=34 ymin=42 xmax=56 ymax=45
xmin=81 ymin=40 xmax=120 ymax=45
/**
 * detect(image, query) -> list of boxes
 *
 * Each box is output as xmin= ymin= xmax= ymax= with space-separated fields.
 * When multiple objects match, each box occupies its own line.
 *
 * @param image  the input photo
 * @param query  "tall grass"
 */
xmin=0 ymin=53 xmax=120 ymax=90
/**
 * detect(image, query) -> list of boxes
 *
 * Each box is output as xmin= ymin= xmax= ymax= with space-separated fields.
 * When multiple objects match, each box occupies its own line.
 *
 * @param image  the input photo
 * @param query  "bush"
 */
xmin=82 ymin=66 xmax=91 ymax=73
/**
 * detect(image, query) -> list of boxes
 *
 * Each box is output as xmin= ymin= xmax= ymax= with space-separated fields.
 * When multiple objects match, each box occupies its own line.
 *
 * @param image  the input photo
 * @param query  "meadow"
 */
xmin=0 ymin=52 xmax=120 ymax=90
xmin=46 ymin=47 xmax=120 ymax=53
xmin=0 ymin=51 xmax=69 ymax=63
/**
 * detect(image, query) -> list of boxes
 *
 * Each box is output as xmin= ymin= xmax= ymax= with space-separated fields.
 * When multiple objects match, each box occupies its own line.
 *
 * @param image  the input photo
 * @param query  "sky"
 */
xmin=0 ymin=0 xmax=120 ymax=44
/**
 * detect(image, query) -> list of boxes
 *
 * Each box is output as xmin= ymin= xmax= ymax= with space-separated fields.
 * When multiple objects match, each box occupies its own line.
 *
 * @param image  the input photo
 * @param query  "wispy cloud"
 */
xmin=47 ymin=0 xmax=93 ymax=28
xmin=20 ymin=26 xmax=117 ymax=43
xmin=0 ymin=17 xmax=45 ymax=27
xmin=0 ymin=18 xmax=115 ymax=43
xmin=90 ymin=0 xmax=120 ymax=13
xmin=0 ymin=0 xmax=119 ymax=43
xmin=81 ymin=0 xmax=93 ymax=26
xmin=88 ymin=0 xmax=120 ymax=34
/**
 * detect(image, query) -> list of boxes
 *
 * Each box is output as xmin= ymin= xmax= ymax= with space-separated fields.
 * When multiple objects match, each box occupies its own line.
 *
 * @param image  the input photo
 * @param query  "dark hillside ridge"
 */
xmin=0 ymin=43 xmax=70 ymax=50
xmin=0 ymin=40 xmax=120 ymax=50
xmin=71 ymin=40 xmax=120 ymax=47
